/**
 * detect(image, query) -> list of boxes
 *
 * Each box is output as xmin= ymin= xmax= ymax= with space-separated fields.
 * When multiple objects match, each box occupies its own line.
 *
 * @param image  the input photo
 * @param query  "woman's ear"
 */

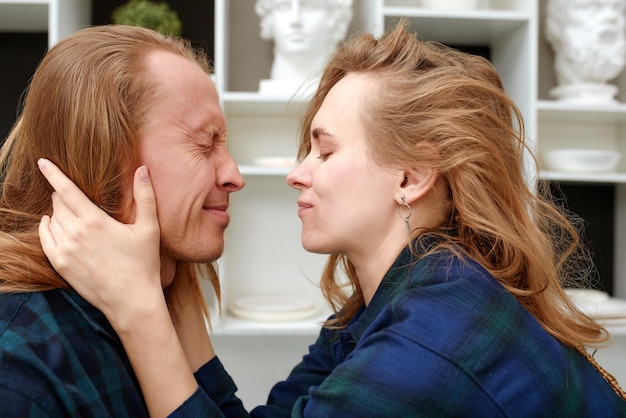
xmin=399 ymin=167 xmax=438 ymax=204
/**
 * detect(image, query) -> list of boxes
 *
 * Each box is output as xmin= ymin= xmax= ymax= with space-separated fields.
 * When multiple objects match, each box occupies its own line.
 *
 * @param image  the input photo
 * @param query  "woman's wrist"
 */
xmin=169 ymin=299 xmax=216 ymax=371
xmin=115 ymin=295 xmax=200 ymax=416
xmin=103 ymin=282 xmax=168 ymax=335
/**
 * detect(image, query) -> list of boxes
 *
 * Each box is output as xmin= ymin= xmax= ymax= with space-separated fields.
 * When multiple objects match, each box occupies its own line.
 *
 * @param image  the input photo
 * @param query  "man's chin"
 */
xmin=193 ymin=245 xmax=225 ymax=264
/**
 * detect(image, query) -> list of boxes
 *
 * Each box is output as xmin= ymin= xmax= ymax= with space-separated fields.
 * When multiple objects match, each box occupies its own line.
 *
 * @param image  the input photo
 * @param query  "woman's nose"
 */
xmin=286 ymin=158 xmax=310 ymax=191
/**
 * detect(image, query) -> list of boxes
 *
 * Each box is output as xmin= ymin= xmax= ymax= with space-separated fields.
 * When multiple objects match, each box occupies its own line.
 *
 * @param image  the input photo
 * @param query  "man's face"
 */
xmin=137 ymin=51 xmax=244 ymax=286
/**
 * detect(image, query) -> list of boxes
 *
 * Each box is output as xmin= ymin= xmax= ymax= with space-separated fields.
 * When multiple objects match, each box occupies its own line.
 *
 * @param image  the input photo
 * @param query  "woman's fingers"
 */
xmin=37 ymin=158 xmax=102 ymax=218
xmin=38 ymin=214 xmax=56 ymax=257
xmin=133 ymin=165 xmax=160 ymax=238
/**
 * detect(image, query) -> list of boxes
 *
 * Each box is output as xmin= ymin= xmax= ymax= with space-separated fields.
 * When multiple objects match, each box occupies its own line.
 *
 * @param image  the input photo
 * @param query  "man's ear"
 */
xmin=399 ymin=167 xmax=438 ymax=204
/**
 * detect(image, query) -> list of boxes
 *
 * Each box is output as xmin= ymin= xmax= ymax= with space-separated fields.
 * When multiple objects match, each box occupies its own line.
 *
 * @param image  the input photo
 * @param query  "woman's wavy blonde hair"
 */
xmin=299 ymin=20 xmax=609 ymax=354
xmin=0 ymin=25 xmax=217 ymax=314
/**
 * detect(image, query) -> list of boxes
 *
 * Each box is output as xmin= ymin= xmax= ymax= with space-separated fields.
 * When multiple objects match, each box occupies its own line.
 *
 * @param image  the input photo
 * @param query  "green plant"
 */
xmin=111 ymin=0 xmax=182 ymax=36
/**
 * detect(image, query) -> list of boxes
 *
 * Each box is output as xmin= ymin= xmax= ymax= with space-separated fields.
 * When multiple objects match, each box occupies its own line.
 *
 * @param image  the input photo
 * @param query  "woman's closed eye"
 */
xmin=317 ymin=152 xmax=331 ymax=161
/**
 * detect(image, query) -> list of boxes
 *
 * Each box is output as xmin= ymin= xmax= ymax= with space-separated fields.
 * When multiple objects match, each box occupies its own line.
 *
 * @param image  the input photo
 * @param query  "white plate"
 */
xmin=252 ymin=156 xmax=297 ymax=168
xmin=229 ymin=295 xmax=320 ymax=322
xmin=543 ymin=149 xmax=621 ymax=173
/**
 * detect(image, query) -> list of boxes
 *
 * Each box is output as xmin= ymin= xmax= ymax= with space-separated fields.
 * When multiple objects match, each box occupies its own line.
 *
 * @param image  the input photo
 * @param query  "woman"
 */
xmin=39 ymin=20 xmax=626 ymax=416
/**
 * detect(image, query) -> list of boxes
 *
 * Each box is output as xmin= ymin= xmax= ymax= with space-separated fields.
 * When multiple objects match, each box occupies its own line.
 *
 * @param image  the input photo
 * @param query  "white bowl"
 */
xmin=542 ymin=149 xmax=621 ymax=173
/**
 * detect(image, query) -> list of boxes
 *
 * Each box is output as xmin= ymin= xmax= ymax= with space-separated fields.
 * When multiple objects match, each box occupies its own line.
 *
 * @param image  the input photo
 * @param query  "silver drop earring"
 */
xmin=397 ymin=194 xmax=412 ymax=236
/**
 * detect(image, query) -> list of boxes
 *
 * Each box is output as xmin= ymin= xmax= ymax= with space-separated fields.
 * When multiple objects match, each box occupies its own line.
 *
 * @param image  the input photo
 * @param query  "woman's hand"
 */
xmin=37 ymin=158 xmax=163 ymax=326
xmin=38 ymin=159 xmax=204 ymax=416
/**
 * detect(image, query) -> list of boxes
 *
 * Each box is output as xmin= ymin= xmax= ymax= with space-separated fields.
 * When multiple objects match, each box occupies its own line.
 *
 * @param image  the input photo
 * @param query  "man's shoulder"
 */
xmin=0 ymin=291 xmax=41 ymax=334
xmin=0 ymin=291 xmax=64 ymax=409
xmin=0 ymin=290 xmax=77 ymax=352
xmin=0 ymin=289 xmax=138 ymax=416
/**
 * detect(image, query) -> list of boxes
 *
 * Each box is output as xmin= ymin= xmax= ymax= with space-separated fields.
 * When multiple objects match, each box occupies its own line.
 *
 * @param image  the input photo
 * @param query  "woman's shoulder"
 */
xmin=384 ymin=248 xmax=551 ymax=363
xmin=404 ymin=245 xmax=497 ymax=292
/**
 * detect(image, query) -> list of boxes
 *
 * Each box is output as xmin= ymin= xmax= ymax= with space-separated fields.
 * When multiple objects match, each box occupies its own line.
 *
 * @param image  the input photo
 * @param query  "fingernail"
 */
xmin=37 ymin=158 xmax=47 ymax=171
xmin=138 ymin=166 xmax=150 ymax=183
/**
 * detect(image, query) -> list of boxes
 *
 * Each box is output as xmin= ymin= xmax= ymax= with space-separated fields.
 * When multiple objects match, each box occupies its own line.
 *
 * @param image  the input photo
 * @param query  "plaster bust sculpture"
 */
xmin=545 ymin=0 xmax=626 ymax=103
xmin=255 ymin=0 xmax=353 ymax=95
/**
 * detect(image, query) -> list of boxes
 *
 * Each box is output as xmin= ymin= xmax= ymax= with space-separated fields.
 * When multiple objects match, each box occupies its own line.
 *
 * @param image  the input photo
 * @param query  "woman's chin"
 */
xmin=301 ymin=239 xmax=331 ymax=255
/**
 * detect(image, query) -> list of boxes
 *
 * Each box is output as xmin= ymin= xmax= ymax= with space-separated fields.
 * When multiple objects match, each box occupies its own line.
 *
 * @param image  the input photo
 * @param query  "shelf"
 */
xmin=382 ymin=8 xmax=529 ymax=44
xmin=238 ymin=165 xmax=293 ymax=176
xmin=0 ymin=0 xmax=91 ymax=46
xmin=0 ymin=1 xmax=48 ymax=32
xmin=384 ymin=6 xmax=530 ymax=19
xmin=540 ymin=171 xmax=626 ymax=184
xmin=221 ymin=91 xmax=309 ymax=116
xmin=537 ymin=100 xmax=626 ymax=124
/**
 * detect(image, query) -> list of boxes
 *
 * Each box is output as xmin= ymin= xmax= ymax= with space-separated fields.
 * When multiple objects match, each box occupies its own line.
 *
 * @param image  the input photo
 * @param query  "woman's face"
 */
xmin=287 ymin=73 xmax=401 ymax=259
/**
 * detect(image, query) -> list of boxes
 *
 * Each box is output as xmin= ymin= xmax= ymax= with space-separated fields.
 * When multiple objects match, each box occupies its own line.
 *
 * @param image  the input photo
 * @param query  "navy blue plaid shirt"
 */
xmin=0 ymin=288 xmax=148 ymax=417
xmin=191 ymin=244 xmax=626 ymax=417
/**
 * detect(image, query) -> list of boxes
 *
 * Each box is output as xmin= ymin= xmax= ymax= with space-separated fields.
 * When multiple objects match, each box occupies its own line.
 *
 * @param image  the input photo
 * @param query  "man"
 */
xmin=0 ymin=25 xmax=244 ymax=416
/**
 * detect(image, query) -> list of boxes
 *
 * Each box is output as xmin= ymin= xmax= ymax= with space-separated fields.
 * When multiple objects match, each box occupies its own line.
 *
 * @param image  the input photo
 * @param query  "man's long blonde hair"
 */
xmin=0 ymin=25 xmax=217 ymax=314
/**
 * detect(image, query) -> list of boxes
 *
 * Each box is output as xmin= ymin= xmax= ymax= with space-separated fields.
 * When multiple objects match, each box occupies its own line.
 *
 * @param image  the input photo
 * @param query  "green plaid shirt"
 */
xmin=0 ymin=289 xmax=148 ymax=417
xmin=0 ymin=288 xmax=235 ymax=418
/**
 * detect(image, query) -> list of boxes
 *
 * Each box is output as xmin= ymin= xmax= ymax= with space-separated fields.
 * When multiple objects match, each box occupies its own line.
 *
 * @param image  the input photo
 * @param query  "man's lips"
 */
xmin=203 ymin=204 xmax=230 ymax=223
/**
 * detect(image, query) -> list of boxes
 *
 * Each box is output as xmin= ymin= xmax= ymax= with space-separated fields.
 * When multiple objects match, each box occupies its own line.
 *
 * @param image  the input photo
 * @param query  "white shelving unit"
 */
xmin=535 ymin=0 xmax=626 ymax=305
xmin=211 ymin=0 xmax=541 ymax=335
xmin=209 ymin=0 xmax=626 ymax=407
xmin=210 ymin=0 xmax=385 ymax=337
xmin=0 ymin=0 xmax=91 ymax=47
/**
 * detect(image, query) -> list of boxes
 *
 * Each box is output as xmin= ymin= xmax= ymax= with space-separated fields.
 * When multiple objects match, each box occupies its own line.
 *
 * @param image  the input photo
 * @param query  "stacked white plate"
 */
xmin=565 ymin=288 xmax=626 ymax=325
xmin=229 ymin=295 xmax=320 ymax=322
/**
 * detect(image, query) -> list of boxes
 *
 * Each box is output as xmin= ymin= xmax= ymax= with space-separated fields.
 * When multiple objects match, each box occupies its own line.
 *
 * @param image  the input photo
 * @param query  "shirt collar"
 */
xmin=345 ymin=244 xmax=416 ymax=341
xmin=342 ymin=235 xmax=445 ymax=343
xmin=59 ymin=288 xmax=122 ymax=345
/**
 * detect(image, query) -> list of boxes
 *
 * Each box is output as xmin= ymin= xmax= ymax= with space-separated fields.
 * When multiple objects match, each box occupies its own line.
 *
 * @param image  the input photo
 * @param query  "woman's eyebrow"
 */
xmin=312 ymin=127 xmax=334 ymax=140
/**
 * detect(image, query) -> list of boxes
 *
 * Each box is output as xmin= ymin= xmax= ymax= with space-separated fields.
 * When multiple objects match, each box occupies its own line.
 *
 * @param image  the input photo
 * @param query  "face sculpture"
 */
xmin=256 ymin=0 xmax=353 ymax=89
xmin=270 ymin=0 xmax=334 ymax=58
xmin=546 ymin=0 xmax=626 ymax=85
